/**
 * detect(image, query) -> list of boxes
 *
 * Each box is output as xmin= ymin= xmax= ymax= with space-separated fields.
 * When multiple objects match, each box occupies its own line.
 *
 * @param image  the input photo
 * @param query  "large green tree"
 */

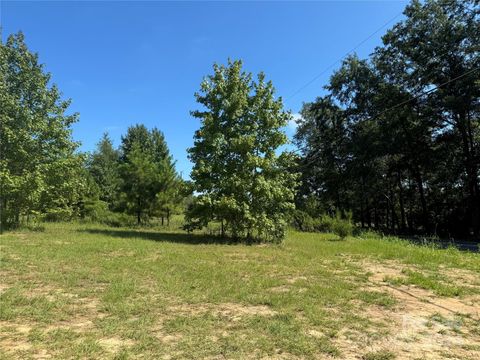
xmin=295 ymin=0 xmax=480 ymax=238
xmin=88 ymin=133 xmax=120 ymax=208
xmin=0 ymin=32 xmax=83 ymax=229
xmin=375 ymin=0 xmax=480 ymax=236
xmin=118 ymin=125 xmax=179 ymax=224
xmin=186 ymin=60 xmax=298 ymax=242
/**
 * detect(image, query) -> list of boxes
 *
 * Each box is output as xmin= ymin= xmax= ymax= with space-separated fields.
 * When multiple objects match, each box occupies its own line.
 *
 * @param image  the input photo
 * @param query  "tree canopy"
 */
xmin=186 ymin=60 xmax=298 ymax=242
xmin=0 ymin=32 xmax=84 ymax=229
xmin=295 ymin=0 xmax=480 ymax=238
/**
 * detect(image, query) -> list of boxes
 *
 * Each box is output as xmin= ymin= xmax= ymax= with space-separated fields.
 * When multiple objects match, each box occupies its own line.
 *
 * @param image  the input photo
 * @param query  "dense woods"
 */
xmin=1 ymin=0 xmax=479 ymax=240
xmin=295 ymin=0 xmax=480 ymax=239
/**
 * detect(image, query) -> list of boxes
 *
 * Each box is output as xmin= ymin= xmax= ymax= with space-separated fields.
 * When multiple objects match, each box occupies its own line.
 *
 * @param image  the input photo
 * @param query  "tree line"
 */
xmin=0 ymin=33 xmax=185 ymax=230
xmin=1 ymin=0 xmax=479 ymax=240
xmin=294 ymin=0 xmax=479 ymax=238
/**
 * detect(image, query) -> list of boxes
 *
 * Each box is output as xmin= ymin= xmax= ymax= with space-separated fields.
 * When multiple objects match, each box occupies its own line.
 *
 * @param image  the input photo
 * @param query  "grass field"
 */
xmin=1 ymin=222 xmax=479 ymax=359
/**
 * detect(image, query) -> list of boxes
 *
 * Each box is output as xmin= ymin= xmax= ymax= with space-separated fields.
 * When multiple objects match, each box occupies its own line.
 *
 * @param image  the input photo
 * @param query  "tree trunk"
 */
xmin=397 ymin=172 xmax=407 ymax=232
xmin=137 ymin=198 xmax=141 ymax=225
xmin=413 ymin=168 xmax=428 ymax=233
xmin=390 ymin=189 xmax=397 ymax=233
xmin=458 ymin=111 xmax=479 ymax=236
xmin=360 ymin=177 xmax=365 ymax=228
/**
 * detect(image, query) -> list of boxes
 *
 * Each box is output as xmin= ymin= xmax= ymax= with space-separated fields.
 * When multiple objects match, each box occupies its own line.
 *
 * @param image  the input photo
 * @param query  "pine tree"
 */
xmin=88 ymin=133 xmax=120 ymax=208
xmin=118 ymin=125 xmax=180 ymax=224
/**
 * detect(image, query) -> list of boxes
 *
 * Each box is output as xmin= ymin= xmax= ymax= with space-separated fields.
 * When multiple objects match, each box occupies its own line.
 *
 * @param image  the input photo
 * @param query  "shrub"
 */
xmin=331 ymin=213 xmax=353 ymax=240
xmin=292 ymin=210 xmax=354 ymax=239
xmin=101 ymin=212 xmax=136 ymax=227
xmin=80 ymin=199 xmax=109 ymax=221
xmin=292 ymin=210 xmax=318 ymax=232
xmin=79 ymin=199 xmax=136 ymax=227
xmin=43 ymin=208 xmax=74 ymax=222
xmin=315 ymin=215 xmax=335 ymax=232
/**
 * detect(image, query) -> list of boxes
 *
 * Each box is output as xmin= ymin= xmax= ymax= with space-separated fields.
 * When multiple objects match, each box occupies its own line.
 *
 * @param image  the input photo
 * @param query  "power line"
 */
xmin=292 ymin=65 xmax=480 ymax=167
xmin=286 ymin=0 xmax=466 ymax=103
xmin=286 ymin=11 xmax=404 ymax=101
xmin=367 ymin=66 xmax=480 ymax=123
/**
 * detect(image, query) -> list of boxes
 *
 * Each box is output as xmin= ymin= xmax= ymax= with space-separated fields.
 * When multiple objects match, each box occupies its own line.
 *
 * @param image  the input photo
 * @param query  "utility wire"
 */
xmin=286 ymin=0 xmax=466 ymax=102
xmin=286 ymin=11 xmax=404 ymax=101
xmin=366 ymin=66 xmax=480 ymax=123
xmin=292 ymin=65 xmax=480 ymax=167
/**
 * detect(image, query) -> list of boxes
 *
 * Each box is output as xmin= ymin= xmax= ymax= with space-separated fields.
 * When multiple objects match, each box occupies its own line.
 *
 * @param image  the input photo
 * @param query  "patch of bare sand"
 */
xmin=98 ymin=337 xmax=134 ymax=353
xmin=0 ymin=282 xmax=9 ymax=295
xmin=334 ymin=260 xmax=480 ymax=359
xmin=168 ymin=302 xmax=276 ymax=320
xmin=285 ymin=275 xmax=308 ymax=284
xmin=0 ymin=294 xmax=105 ymax=358
xmin=150 ymin=324 xmax=184 ymax=344
xmin=0 ymin=322 xmax=37 ymax=357
xmin=269 ymin=285 xmax=291 ymax=293
xmin=440 ymin=266 xmax=480 ymax=288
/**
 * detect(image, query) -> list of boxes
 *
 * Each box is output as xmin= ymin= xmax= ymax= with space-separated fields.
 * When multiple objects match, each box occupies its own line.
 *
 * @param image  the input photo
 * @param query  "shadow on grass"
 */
xmin=78 ymin=228 xmax=252 ymax=245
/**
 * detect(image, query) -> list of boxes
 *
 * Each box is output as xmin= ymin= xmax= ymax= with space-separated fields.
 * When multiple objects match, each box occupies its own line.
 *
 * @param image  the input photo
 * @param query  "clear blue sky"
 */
xmin=1 ymin=0 xmax=408 ymax=178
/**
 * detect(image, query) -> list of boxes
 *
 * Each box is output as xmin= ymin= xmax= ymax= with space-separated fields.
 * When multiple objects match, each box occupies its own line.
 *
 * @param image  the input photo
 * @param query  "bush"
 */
xmin=79 ymin=199 xmax=136 ymax=227
xmin=292 ymin=210 xmax=354 ymax=239
xmin=101 ymin=211 xmax=136 ymax=227
xmin=315 ymin=215 xmax=335 ymax=232
xmin=80 ymin=199 xmax=109 ymax=221
xmin=292 ymin=210 xmax=318 ymax=232
xmin=43 ymin=208 xmax=74 ymax=222
xmin=331 ymin=213 xmax=353 ymax=240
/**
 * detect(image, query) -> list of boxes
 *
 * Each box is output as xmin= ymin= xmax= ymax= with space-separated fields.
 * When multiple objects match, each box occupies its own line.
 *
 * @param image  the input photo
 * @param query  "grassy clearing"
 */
xmin=0 ymin=223 xmax=479 ymax=359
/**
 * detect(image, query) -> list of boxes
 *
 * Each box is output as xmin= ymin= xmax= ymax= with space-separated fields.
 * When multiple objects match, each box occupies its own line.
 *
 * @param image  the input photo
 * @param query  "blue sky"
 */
xmin=2 ymin=0 xmax=408 ymax=178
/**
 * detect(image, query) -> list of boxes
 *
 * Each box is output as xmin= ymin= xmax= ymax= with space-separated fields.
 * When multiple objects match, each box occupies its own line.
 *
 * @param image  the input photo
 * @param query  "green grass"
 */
xmin=384 ymin=269 xmax=472 ymax=297
xmin=0 ymin=222 xmax=479 ymax=359
xmin=361 ymin=350 xmax=396 ymax=360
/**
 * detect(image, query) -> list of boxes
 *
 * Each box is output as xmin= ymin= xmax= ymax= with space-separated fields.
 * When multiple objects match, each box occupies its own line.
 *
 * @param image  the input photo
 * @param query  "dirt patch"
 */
xmin=0 ymin=322 xmax=34 ymax=356
xmin=334 ymin=260 xmax=480 ymax=359
xmin=168 ymin=302 xmax=276 ymax=320
xmin=307 ymin=329 xmax=323 ymax=338
xmin=440 ymin=267 xmax=480 ymax=288
xmin=269 ymin=285 xmax=291 ymax=293
xmin=0 ymin=321 xmax=33 ymax=335
xmin=363 ymin=261 xmax=408 ymax=283
xmin=99 ymin=337 xmax=134 ymax=353
xmin=285 ymin=275 xmax=308 ymax=284
xmin=0 ymin=282 xmax=9 ymax=294
xmin=0 ymin=338 xmax=33 ymax=352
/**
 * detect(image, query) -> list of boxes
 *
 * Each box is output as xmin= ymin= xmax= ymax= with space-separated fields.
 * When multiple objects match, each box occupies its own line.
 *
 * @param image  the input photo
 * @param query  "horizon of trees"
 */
xmin=1 ymin=0 xmax=479 ymax=240
xmin=294 ymin=0 xmax=479 ymax=238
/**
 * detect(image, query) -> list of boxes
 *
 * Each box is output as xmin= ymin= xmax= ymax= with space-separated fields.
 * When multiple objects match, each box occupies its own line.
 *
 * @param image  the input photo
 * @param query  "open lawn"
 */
xmin=1 ymin=223 xmax=479 ymax=359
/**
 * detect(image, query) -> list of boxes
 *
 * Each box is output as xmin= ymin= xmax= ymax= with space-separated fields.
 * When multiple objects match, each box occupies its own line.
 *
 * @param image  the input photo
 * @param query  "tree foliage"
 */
xmin=295 ymin=0 xmax=480 ymax=238
xmin=0 ymin=32 xmax=83 ymax=229
xmin=87 ymin=133 xmax=120 ymax=208
xmin=118 ymin=125 xmax=180 ymax=224
xmin=186 ymin=60 xmax=298 ymax=242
